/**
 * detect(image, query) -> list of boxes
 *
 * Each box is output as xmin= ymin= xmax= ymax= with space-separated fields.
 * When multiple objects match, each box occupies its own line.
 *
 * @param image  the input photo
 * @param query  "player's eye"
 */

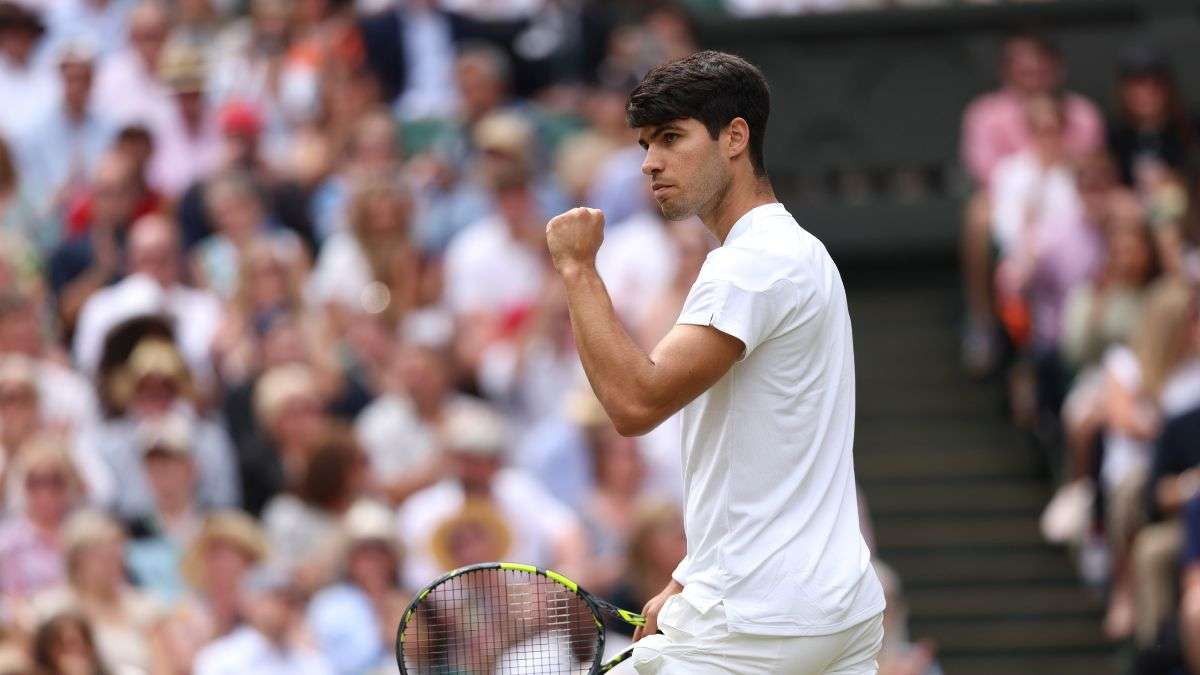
xmin=663 ymin=133 xmax=679 ymax=144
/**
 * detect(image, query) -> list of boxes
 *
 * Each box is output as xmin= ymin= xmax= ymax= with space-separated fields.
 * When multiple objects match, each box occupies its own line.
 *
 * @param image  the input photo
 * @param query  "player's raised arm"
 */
xmin=545 ymin=207 xmax=743 ymax=437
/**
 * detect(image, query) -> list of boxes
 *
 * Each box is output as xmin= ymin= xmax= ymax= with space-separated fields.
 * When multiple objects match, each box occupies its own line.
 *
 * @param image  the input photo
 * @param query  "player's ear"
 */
xmin=726 ymin=117 xmax=750 ymax=162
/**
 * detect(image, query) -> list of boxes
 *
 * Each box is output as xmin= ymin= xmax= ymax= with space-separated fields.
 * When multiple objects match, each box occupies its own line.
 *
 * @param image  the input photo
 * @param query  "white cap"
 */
xmin=442 ymin=399 xmax=509 ymax=458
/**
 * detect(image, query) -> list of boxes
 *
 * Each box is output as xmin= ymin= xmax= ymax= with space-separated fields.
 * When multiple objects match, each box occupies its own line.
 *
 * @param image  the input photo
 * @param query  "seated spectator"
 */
xmin=262 ymin=430 xmax=367 ymax=594
xmin=310 ymin=175 xmax=419 ymax=330
xmin=595 ymin=204 xmax=679 ymax=330
xmin=147 ymin=42 xmax=221 ymax=198
xmin=61 ymin=124 xmax=164 ymax=241
xmin=398 ymin=399 xmax=587 ymax=588
xmin=1107 ymin=45 xmax=1198 ymax=188
xmin=0 ymin=2 xmax=58 ymax=139
xmin=46 ymin=151 xmax=142 ymax=330
xmin=1181 ymin=494 xmax=1200 ymax=673
xmin=193 ymin=564 xmax=333 ymax=674
xmin=209 ymin=236 xmax=319 ymax=385
xmin=71 ymin=214 xmax=223 ymax=381
xmin=443 ymin=161 xmax=550 ymax=375
xmin=0 ymin=440 xmax=83 ymax=600
xmin=30 ymin=611 xmax=107 ymax=675
xmin=0 ymin=356 xmax=45 ymax=499
xmin=158 ymin=510 xmax=269 ymax=674
xmin=193 ymin=171 xmax=303 ymax=300
xmin=239 ymin=362 xmax=329 ymax=516
xmin=958 ymin=33 xmax=1105 ymax=375
xmin=73 ymin=336 xmax=239 ymax=520
xmin=29 ymin=510 xmax=163 ymax=674
xmin=607 ymin=503 xmax=686 ymax=638
xmin=307 ymin=499 xmax=406 ymax=674
xmin=124 ymin=411 xmax=206 ymax=603
xmin=308 ymin=109 xmax=404 ymax=243
xmin=354 ymin=341 xmax=458 ymax=507
xmin=91 ymin=0 xmax=172 ymax=130
xmin=1099 ymin=278 xmax=1199 ymax=641
xmin=579 ymin=423 xmax=647 ymax=599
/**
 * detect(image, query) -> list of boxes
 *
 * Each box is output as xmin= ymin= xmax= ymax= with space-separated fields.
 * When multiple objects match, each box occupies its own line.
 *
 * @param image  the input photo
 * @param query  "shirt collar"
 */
xmin=723 ymin=202 xmax=786 ymax=246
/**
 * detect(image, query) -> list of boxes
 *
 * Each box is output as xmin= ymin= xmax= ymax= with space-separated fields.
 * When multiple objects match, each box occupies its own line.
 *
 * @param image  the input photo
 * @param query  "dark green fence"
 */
xmin=698 ymin=0 xmax=1200 ymax=259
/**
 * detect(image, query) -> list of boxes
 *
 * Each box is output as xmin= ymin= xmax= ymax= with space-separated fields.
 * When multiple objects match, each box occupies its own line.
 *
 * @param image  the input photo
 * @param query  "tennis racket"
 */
xmin=395 ymin=562 xmax=645 ymax=674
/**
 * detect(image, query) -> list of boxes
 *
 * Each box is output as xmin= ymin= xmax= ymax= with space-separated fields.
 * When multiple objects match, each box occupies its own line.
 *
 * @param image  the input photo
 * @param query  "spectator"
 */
xmin=92 ymin=0 xmax=172 ymax=128
xmin=607 ymin=503 xmax=686 ymax=638
xmin=1107 ymin=45 xmax=1198 ymax=188
xmin=0 ymin=440 xmax=83 ymax=600
xmin=261 ymin=429 xmax=367 ymax=594
xmin=0 ymin=2 xmax=57 ymax=138
xmin=193 ymin=564 xmax=333 ymax=674
xmin=46 ymin=151 xmax=142 ymax=331
xmin=43 ymin=0 xmax=136 ymax=61
xmin=14 ymin=38 xmax=115 ymax=245
xmin=399 ymin=399 xmax=587 ymax=588
xmin=0 ymin=293 xmax=100 ymax=436
xmin=308 ymin=109 xmax=403 ymax=243
xmin=73 ymin=336 xmax=239 ymax=519
xmin=193 ymin=171 xmax=302 ymax=300
xmin=240 ymin=363 xmax=329 ymax=516
xmin=124 ymin=411 xmax=205 ymax=603
xmin=354 ymin=341 xmax=456 ymax=507
xmin=361 ymin=0 xmax=457 ymax=119
xmin=29 ymin=509 xmax=162 ymax=673
xmin=0 ymin=357 xmax=47 ymax=498
xmin=307 ymin=499 xmax=405 ymax=674
xmin=71 ymin=214 xmax=223 ymax=380
xmin=1181 ymin=494 xmax=1200 ymax=673
xmin=959 ymin=33 xmax=1105 ymax=375
xmin=157 ymin=510 xmax=268 ymax=673
xmin=146 ymin=41 xmax=221 ymax=197
xmin=1100 ymin=278 xmax=1199 ymax=640
xmin=310 ymin=175 xmax=419 ymax=329
xmin=31 ymin=611 xmax=109 ymax=675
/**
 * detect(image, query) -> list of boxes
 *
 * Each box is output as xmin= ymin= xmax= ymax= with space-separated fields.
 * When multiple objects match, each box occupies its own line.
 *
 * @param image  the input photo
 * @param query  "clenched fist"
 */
xmin=546 ymin=207 xmax=604 ymax=274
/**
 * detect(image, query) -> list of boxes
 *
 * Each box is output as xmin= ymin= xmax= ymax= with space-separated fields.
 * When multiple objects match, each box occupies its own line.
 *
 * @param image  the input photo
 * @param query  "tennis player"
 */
xmin=544 ymin=51 xmax=886 ymax=673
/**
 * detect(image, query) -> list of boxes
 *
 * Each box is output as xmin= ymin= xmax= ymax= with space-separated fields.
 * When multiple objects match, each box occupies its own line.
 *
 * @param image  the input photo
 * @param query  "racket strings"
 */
xmin=400 ymin=568 xmax=601 ymax=674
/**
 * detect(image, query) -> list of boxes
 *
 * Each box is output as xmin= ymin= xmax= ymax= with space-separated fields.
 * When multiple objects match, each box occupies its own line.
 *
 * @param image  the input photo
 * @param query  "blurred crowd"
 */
xmin=957 ymin=32 xmax=1200 ymax=674
xmin=0 ymin=0 xmax=700 ymax=672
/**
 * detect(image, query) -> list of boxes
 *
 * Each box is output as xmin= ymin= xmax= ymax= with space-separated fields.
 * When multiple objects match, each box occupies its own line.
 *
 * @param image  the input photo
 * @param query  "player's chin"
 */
xmin=657 ymin=197 xmax=692 ymax=222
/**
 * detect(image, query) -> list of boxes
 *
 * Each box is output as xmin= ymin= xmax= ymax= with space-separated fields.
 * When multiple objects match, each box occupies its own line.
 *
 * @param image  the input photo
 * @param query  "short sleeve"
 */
xmin=676 ymin=276 xmax=794 ymax=361
xmin=671 ymin=554 xmax=690 ymax=585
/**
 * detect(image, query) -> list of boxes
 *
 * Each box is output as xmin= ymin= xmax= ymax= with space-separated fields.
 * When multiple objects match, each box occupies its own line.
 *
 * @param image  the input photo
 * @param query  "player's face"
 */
xmin=638 ymin=118 xmax=731 ymax=221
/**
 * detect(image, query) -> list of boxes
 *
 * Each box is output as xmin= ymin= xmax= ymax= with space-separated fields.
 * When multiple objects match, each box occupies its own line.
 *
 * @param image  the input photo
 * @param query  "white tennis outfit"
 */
xmin=627 ymin=203 xmax=885 ymax=674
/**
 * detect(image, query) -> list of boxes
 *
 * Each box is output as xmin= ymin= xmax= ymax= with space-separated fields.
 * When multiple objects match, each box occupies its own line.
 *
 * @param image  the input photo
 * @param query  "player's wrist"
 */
xmin=557 ymin=259 xmax=598 ymax=280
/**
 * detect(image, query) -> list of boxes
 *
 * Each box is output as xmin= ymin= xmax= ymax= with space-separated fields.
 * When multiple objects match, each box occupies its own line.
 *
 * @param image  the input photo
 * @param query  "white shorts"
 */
xmin=618 ymin=595 xmax=883 ymax=675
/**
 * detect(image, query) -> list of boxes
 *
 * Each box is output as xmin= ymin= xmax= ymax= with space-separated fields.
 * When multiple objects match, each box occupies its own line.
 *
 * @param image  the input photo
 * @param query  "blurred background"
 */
xmin=0 ymin=0 xmax=1197 ymax=674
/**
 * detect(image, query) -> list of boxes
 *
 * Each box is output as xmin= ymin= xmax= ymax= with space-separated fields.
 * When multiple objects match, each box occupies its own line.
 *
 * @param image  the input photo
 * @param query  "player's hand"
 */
xmin=546 ymin=207 xmax=604 ymax=275
xmin=633 ymin=578 xmax=683 ymax=642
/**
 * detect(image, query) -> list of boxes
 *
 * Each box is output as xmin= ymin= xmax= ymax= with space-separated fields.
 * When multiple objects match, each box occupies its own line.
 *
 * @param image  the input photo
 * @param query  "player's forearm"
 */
xmin=559 ymin=263 xmax=668 ymax=435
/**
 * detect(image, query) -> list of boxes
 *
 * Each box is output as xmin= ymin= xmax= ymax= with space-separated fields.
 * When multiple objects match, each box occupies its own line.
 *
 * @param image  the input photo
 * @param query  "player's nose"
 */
xmin=641 ymin=149 xmax=663 ymax=176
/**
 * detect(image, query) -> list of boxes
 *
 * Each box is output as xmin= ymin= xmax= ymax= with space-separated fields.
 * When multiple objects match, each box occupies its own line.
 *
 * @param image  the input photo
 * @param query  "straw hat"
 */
xmin=440 ymin=399 xmax=508 ymax=458
xmin=180 ymin=511 xmax=269 ymax=589
xmin=253 ymin=364 xmax=319 ymax=427
xmin=109 ymin=338 xmax=192 ymax=410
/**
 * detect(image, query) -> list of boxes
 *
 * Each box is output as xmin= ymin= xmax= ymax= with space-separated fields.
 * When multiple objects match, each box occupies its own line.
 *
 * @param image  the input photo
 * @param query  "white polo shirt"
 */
xmin=671 ymin=202 xmax=884 ymax=636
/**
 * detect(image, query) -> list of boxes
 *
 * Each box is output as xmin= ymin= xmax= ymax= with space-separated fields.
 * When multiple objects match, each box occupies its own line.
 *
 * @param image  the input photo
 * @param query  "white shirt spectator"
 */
xmin=0 ymin=54 xmax=59 ymax=138
xmin=308 ymin=230 xmax=375 ymax=313
xmin=91 ymin=48 xmax=173 ymax=127
xmin=41 ymin=0 xmax=135 ymax=62
xmin=145 ymin=103 xmax=222 ymax=197
xmin=396 ymin=4 xmax=458 ymax=120
xmin=443 ymin=214 xmax=544 ymax=317
xmin=595 ymin=210 xmax=677 ymax=327
xmin=671 ymin=202 xmax=884 ymax=635
xmin=397 ymin=468 xmax=582 ymax=588
xmin=988 ymin=150 xmax=1083 ymax=258
xmin=36 ymin=360 xmax=100 ymax=432
xmin=194 ymin=626 xmax=334 ymax=675
xmin=72 ymin=273 xmax=223 ymax=379
xmin=354 ymin=392 xmax=439 ymax=485
xmin=15 ymin=100 xmax=116 ymax=226
xmin=74 ymin=409 xmax=240 ymax=519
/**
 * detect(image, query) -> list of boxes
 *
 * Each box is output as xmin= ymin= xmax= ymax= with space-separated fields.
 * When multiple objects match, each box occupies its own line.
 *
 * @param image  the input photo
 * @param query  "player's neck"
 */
xmin=701 ymin=174 xmax=777 ymax=245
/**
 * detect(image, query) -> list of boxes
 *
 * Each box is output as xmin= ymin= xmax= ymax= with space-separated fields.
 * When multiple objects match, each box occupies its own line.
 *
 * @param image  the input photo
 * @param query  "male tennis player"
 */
xmin=545 ymin=51 xmax=886 ymax=673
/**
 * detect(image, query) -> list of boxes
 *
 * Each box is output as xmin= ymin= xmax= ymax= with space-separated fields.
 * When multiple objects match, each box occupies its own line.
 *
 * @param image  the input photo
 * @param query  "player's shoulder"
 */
xmin=701 ymin=208 xmax=824 ymax=290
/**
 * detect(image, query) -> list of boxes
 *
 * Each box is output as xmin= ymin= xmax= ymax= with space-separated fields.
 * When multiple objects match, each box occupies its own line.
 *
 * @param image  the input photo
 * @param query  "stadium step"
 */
xmin=845 ymin=269 xmax=1117 ymax=675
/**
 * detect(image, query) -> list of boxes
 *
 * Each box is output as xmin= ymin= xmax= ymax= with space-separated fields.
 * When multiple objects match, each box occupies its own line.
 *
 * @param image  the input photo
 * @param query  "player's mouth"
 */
xmin=652 ymin=183 xmax=674 ymax=199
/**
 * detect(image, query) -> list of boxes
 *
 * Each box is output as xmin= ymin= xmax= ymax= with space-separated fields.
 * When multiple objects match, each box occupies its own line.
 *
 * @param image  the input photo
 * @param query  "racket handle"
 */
xmin=599 ymin=645 xmax=635 ymax=673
